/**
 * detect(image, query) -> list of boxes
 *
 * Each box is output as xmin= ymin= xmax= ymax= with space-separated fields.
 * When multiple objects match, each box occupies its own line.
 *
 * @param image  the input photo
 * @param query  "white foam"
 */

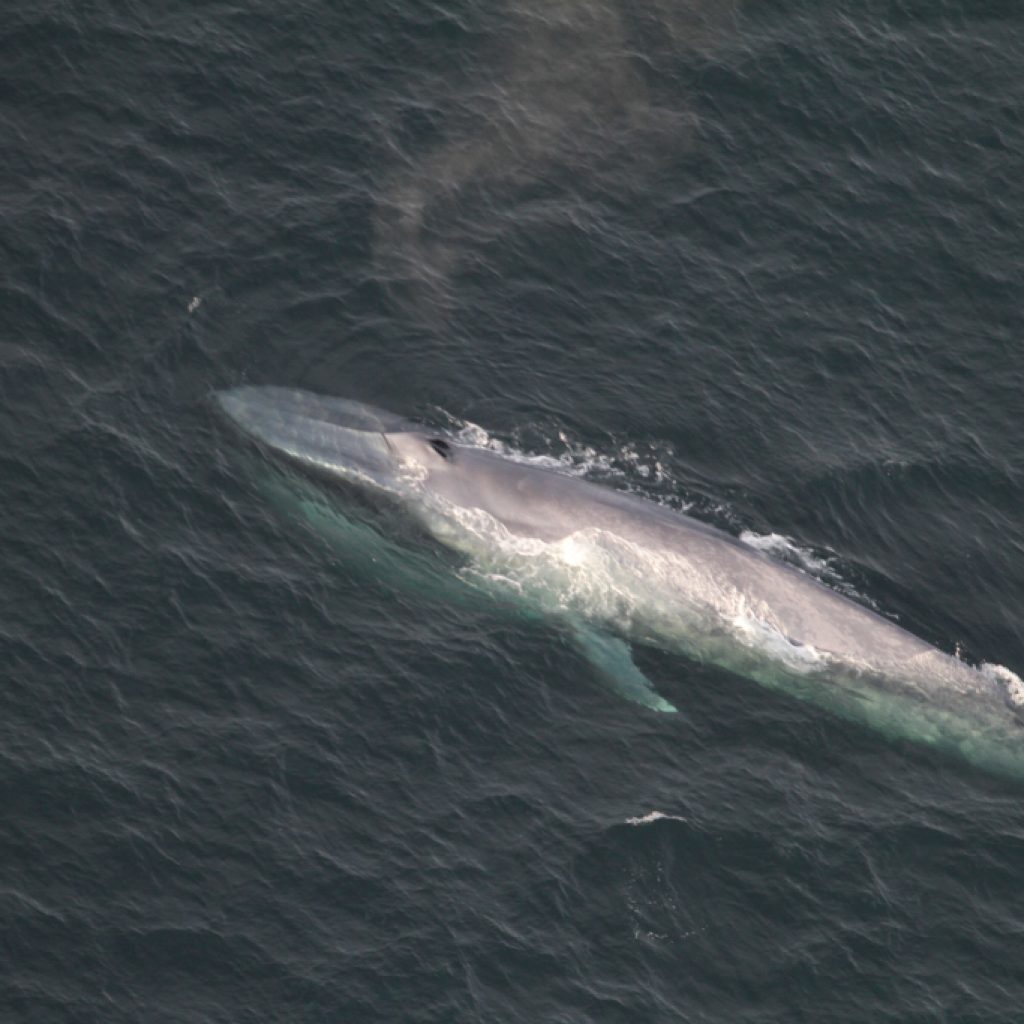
xmin=449 ymin=517 xmax=642 ymax=623
xmin=740 ymin=531 xmax=832 ymax=575
xmin=453 ymin=418 xmax=669 ymax=484
xmin=435 ymin=493 xmax=836 ymax=675
xmin=730 ymin=607 xmax=830 ymax=673
xmin=981 ymin=663 xmax=1024 ymax=708
xmin=626 ymin=811 xmax=688 ymax=825
xmin=454 ymin=420 xmax=493 ymax=448
xmin=740 ymin=530 xmax=883 ymax=611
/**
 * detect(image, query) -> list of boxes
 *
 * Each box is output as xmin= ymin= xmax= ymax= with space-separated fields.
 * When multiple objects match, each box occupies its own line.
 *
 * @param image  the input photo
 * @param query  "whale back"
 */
xmin=414 ymin=442 xmax=988 ymax=700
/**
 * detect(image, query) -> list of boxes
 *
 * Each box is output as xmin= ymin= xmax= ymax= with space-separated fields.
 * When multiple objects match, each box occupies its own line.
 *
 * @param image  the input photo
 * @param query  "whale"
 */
xmin=216 ymin=386 xmax=1024 ymax=779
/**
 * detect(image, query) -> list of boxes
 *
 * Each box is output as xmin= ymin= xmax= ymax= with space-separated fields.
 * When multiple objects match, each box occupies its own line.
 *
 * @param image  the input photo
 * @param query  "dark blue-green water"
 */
xmin=3 ymin=1 xmax=1024 ymax=1020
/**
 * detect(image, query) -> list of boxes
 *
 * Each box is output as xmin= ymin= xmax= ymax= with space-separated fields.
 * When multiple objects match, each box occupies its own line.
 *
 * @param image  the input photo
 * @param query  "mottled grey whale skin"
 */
xmin=217 ymin=386 xmax=1024 ymax=778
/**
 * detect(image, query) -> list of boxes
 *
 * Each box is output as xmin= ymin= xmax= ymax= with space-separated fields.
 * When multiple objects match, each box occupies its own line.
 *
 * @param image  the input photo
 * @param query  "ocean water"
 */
xmin=3 ymin=0 xmax=1024 ymax=1020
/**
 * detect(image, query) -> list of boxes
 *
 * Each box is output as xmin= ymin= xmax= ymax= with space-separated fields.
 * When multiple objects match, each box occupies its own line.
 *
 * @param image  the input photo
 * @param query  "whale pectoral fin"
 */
xmin=572 ymin=627 xmax=678 ymax=714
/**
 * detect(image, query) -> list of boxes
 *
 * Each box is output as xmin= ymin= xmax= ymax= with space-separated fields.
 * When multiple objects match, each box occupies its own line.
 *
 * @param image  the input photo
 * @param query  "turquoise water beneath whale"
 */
xmin=3 ymin=1 xmax=1024 ymax=1020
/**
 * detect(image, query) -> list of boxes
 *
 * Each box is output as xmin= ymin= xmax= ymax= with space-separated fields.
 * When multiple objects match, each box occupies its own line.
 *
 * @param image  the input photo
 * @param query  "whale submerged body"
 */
xmin=217 ymin=386 xmax=1024 ymax=778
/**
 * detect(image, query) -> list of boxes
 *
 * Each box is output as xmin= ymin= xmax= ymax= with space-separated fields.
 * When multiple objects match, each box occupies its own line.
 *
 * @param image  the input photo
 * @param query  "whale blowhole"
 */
xmin=430 ymin=438 xmax=452 ymax=460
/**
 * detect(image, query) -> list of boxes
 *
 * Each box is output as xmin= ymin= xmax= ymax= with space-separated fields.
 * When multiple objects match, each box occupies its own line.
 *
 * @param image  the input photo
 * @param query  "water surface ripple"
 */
xmin=2 ymin=0 xmax=1023 ymax=1021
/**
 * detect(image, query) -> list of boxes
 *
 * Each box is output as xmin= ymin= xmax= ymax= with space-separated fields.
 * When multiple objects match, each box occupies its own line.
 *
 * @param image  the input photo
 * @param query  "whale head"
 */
xmin=215 ymin=386 xmax=458 ymax=497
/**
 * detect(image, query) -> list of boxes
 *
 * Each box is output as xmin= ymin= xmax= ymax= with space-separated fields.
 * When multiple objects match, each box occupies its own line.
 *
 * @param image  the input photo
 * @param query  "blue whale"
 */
xmin=217 ymin=386 xmax=1024 ymax=779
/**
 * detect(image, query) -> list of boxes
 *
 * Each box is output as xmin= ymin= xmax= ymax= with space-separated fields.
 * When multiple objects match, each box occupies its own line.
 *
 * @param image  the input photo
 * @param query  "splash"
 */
xmin=625 ymin=811 xmax=688 ymax=825
xmin=981 ymin=663 xmax=1024 ymax=709
xmin=739 ymin=531 xmax=833 ymax=576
